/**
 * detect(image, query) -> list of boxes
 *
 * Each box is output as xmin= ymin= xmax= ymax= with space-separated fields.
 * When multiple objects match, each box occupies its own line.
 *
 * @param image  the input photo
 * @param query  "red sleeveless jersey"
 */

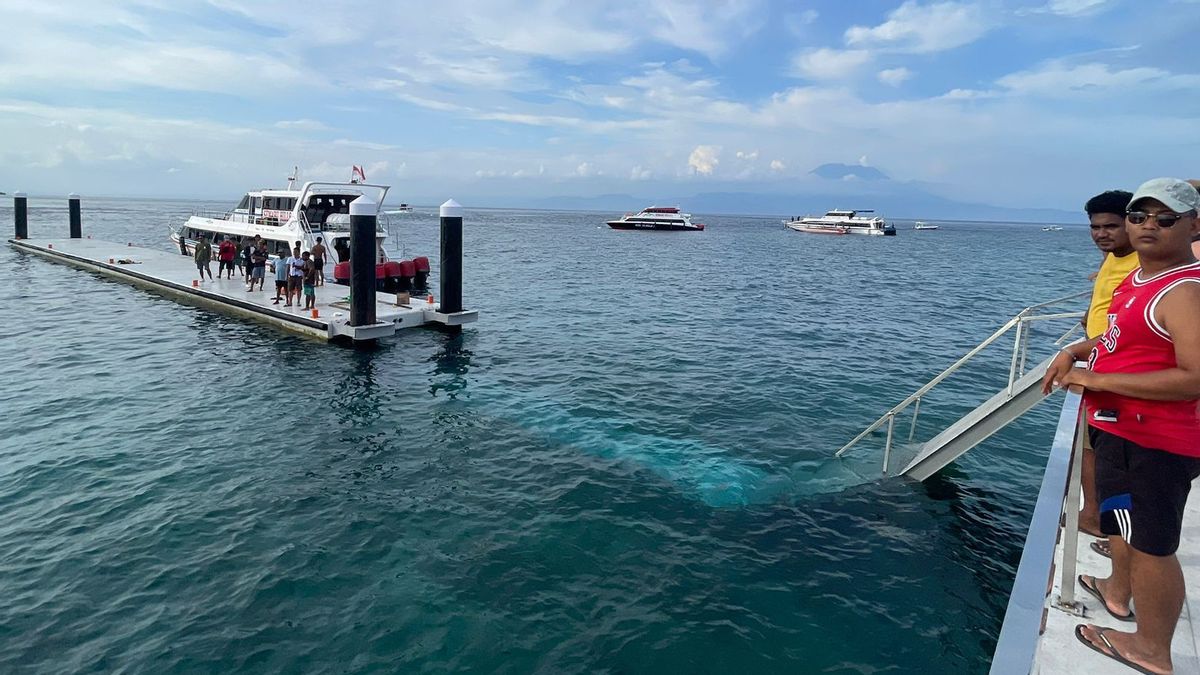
xmin=1086 ymin=261 xmax=1200 ymax=456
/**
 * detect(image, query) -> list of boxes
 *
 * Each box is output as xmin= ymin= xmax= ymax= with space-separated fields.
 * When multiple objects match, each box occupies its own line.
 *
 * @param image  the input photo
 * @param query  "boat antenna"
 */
xmin=286 ymin=166 xmax=298 ymax=190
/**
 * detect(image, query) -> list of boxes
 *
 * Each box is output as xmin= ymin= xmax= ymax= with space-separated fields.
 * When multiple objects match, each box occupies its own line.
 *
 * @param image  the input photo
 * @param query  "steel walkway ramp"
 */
xmin=836 ymin=291 xmax=1089 ymax=480
xmin=899 ymin=354 xmax=1053 ymax=480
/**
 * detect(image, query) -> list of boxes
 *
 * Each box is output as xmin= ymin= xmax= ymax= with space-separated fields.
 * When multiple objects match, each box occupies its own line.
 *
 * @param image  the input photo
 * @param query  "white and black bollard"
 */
xmin=13 ymin=192 xmax=28 ymax=239
xmin=439 ymin=199 xmax=463 ymax=315
xmin=68 ymin=193 xmax=81 ymax=238
xmin=349 ymin=196 xmax=377 ymax=327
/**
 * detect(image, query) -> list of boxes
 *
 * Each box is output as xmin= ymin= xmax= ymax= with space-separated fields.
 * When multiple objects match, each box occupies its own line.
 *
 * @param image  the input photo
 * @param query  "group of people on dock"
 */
xmin=191 ymin=234 xmax=327 ymax=310
xmin=1043 ymin=177 xmax=1200 ymax=675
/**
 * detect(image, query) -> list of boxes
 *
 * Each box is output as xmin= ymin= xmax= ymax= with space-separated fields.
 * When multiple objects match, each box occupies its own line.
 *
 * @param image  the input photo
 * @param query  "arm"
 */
xmin=1062 ymin=283 xmax=1200 ymax=400
xmin=1041 ymin=337 xmax=1100 ymax=395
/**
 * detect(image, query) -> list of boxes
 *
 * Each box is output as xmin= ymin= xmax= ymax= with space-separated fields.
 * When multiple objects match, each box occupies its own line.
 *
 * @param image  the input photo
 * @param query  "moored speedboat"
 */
xmin=170 ymin=173 xmax=392 ymax=264
xmin=784 ymin=209 xmax=895 ymax=236
xmin=607 ymin=206 xmax=705 ymax=231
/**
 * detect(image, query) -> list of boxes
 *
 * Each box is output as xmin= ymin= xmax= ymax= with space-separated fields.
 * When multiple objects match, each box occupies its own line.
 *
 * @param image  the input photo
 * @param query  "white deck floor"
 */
xmin=10 ymin=238 xmax=477 ymax=341
xmin=1039 ymin=485 xmax=1200 ymax=674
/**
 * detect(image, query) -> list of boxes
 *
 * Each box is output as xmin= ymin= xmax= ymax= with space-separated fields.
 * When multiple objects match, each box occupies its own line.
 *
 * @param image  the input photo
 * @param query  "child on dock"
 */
xmin=271 ymin=253 xmax=288 ymax=304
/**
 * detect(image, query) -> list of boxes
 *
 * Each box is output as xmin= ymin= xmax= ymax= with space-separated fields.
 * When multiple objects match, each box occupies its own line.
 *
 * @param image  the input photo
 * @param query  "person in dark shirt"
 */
xmin=247 ymin=243 xmax=268 ymax=292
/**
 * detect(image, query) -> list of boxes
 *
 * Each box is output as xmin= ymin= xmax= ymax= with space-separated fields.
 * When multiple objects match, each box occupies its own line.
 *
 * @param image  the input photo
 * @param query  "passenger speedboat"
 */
xmin=784 ymin=209 xmax=896 ymax=236
xmin=606 ymin=206 xmax=705 ymax=231
xmin=914 ymin=221 xmax=939 ymax=230
xmin=170 ymin=174 xmax=392 ymax=264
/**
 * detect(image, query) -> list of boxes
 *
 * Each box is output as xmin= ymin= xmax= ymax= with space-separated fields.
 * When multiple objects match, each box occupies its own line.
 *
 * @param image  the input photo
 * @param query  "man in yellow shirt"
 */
xmin=1077 ymin=190 xmax=1138 ymax=544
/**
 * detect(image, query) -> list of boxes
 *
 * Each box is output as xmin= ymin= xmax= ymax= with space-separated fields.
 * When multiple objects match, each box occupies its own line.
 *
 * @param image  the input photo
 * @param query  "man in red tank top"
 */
xmin=1043 ymin=177 xmax=1200 ymax=674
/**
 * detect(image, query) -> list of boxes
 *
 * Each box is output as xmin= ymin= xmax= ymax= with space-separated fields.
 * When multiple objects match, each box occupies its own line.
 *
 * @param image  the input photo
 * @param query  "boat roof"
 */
xmin=641 ymin=206 xmax=680 ymax=213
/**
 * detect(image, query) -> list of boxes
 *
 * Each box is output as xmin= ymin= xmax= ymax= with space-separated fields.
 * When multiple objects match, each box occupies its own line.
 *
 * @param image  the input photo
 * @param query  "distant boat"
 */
xmin=1042 ymin=226 xmax=1064 ymax=231
xmin=914 ymin=221 xmax=939 ymax=230
xmin=607 ymin=206 xmax=704 ymax=231
xmin=784 ymin=209 xmax=896 ymax=236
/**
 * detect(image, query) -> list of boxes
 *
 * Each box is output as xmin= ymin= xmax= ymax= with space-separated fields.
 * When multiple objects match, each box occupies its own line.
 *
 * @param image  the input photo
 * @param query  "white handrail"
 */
xmin=835 ymin=290 xmax=1089 ymax=460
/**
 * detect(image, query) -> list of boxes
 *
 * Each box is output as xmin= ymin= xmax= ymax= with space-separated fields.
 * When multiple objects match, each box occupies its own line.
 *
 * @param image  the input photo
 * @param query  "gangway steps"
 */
xmin=900 ymin=354 xmax=1054 ymax=480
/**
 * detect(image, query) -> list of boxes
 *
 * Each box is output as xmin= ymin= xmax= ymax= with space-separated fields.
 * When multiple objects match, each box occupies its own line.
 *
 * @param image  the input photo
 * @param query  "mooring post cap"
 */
xmin=349 ymin=195 xmax=377 ymax=217
xmin=68 ymin=193 xmax=80 ymax=199
xmin=14 ymin=191 xmax=26 ymax=198
xmin=440 ymin=199 xmax=463 ymax=219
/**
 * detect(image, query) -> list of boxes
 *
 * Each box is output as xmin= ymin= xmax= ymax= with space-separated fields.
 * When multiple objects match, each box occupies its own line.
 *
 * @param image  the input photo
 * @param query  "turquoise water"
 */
xmin=0 ymin=199 xmax=1092 ymax=673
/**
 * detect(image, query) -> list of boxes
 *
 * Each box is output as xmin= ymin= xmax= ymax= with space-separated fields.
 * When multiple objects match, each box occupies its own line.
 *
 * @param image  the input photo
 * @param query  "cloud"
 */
xmin=575 ymin=162 xmax=594 ymax=177
xmin=769 ymin=159 xmax=786 ymax=171
xmin=997 ymin=61 xmax=1200 ymax=97
xmin=1027 ymin=0 xmax=1113 ymax=16
xmin=274 ymin=119 xmax=330 ymax=131
xmin=688 ymin=145 xmax=720 ymax=175
xmin=877 ymin=67 xmax=913 ymax=86
xmin=791 ymin=48 xmax=872 ymax=79
xmin=736 ymin=150 xmax=758 ymax=160
xmin=630 ymin=165 xmax=652 ymax=180
xmin=845 ymin=1 xmax=990 ymax=54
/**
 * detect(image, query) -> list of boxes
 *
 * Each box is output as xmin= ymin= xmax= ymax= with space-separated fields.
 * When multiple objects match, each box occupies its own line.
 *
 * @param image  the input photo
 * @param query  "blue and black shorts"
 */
xmin=1092 ymin=427 xmax=1200 ymax=556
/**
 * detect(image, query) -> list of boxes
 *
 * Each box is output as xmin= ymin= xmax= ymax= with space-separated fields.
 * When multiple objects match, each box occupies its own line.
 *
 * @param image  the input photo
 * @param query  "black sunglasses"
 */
xmin=1127 ymin=209 xmax=1197 ymax=228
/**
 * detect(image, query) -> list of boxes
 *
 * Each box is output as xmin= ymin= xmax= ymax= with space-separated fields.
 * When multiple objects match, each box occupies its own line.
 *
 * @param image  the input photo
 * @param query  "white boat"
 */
xmin=169 ymin=173 xmax=392 ymax=265
xmin=1042 ymin=225 xmax=1064 ymax=231
xmin=385 ymin=203 xmax=415 ymax=214
xmin=784 ymin=209 xmax=896 ymax=236
xmin=914 ymin=221 xmax=939 ymax=230
xmin=607 ymin=206 xmax=705 ymax=231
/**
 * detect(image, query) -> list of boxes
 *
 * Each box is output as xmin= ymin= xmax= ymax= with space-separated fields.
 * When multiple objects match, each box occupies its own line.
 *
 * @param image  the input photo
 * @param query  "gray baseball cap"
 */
xmin=1128 ymin=177 xmax=1200 ymax=213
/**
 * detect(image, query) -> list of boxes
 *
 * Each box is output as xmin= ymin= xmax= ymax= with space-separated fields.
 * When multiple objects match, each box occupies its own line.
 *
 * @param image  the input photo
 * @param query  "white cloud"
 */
xmin=275 ymin=119 xmax=330 ymax=132
xmin=575 ymin=162 xmax=594 ymax=177
xmin=791 ymin=48 xmax=872 ymax=79
xmin=858 ymin=155 xmax=870 ymax=166
xmin=688 ymin=145 xmax=720 ymax=175
xmin=845 ymin=1 xmax=990 ymax=54
xmin=630 ymin=165 xmax=652 ymax=180
xmin=1030 ymin=0 xmax=1113 ymax=16
xmin=997 ymin=61 xmax=1200 ymax=97
xmin=736 ymin=150 xmax=759 ymax=160
xmin=878 ymin=67 xmax=913 ymax=86
xmin=769 ymin=159 xmax=786 ymax=171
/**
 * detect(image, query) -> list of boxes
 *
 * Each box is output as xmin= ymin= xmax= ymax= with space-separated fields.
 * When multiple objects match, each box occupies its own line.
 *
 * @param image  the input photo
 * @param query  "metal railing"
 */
xmin=834 ymin=290 xmax=1089 ymax=473
xmin=989 ymin=384 xmax=1086 ymax=674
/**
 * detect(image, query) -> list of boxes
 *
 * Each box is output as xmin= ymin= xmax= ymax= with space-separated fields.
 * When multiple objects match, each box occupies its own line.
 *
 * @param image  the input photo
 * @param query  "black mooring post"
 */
xmin=68 ymin=193 xmax=81 ymax=238
xmin=13 ymin=192 xmax=28 ymax=239
xmin=349 ymin=196 xmax=377 ymax=327
xmin=439 ymin=199 xmax=463 ymax=315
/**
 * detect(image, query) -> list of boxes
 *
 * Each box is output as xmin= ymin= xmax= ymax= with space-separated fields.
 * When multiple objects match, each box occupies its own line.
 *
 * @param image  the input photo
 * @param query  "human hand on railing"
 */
xmin=1056 ymin=368 xmax=1093 ymax=393
xmin=1041 ymin=351 xmax=1078 ymax=395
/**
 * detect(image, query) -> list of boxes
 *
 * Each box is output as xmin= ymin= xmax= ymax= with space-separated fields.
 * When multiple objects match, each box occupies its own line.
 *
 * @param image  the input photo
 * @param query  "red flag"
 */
xmin=352 ymin=165 xmax=366 ymax=182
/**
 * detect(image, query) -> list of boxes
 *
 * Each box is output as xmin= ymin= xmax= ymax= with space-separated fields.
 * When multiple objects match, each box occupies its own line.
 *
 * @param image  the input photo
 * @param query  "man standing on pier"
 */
xmin=1075 ymin=190 xmax=1137 ymax=550
xmin=193 ymin=235 xmax=212 ymax=281
xmin=1044 ymin=178 xmax=1200 ymax=675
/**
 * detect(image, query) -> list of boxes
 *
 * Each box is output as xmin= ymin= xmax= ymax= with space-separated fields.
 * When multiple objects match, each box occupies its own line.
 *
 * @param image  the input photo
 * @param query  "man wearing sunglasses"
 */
xmin=1044 ymin=177 xmax=1200 ymax=674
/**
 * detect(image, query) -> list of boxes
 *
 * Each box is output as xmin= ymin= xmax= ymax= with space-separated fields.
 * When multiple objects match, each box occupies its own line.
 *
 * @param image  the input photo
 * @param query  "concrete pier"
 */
xmin=8 ymin=238 xmax=478 ymax=342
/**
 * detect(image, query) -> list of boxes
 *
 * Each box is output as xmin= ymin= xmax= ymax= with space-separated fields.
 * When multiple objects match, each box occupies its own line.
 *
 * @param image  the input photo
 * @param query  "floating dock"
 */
xmin=8 ymin=238 xmax=477 ymax=342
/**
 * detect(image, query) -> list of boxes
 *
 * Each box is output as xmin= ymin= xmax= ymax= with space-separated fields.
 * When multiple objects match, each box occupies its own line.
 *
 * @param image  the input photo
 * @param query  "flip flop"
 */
xmin=1074 ymin=625 xmax=1165 ymax=675
xmin=1091 ymin=540 xmax=1112 ymax=559
xmin=1078 ymin=575 xmax=1135 ymax=622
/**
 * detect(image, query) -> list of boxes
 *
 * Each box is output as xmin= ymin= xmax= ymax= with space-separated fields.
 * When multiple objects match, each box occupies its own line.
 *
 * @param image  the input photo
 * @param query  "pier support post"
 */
xmin=68 ymin=193 xmax=81 ymax=238
xmin=439 ymin=199 xmax=463 ymax=315
xmin=349 ymin=196 xmax=377 ymax=327
xmin=13 ymin=192 xmax=28 ymax=239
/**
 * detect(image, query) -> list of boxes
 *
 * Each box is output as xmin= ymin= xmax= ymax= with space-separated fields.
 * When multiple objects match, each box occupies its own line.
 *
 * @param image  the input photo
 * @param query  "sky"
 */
xmin=1 ymin=0 xmax=1198 ymax=212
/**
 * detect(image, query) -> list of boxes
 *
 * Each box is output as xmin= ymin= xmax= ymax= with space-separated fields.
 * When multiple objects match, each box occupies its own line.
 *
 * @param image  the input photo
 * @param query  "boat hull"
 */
xmin=786 ymin=222 xmax=894 ymax=236
xmin=607 ymin=221 xmax=704 ymax=231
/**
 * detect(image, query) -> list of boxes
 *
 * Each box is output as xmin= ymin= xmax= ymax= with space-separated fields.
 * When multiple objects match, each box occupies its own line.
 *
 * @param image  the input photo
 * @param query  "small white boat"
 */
xmin=784 ymin=209 xmax=895 ymax=236
xmin=1042 ymin=226 xmax=1064 ymax=231
xmin=607 ymin=206 xmax=705 ymax=231
xmin=386 ymin=203 xmax=415 ymax=214
xmin=914 ymin=221 xmax=939 ymax=230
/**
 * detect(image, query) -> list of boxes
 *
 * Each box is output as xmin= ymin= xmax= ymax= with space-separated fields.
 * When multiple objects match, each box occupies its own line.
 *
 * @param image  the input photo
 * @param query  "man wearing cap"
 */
xmin=1043 ymin=177 xmax=1200 ymax=674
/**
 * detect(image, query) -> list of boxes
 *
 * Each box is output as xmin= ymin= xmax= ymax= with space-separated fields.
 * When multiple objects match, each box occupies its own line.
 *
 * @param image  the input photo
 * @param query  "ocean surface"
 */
xmin=0 ymin=197 xmax=1094 ymax=673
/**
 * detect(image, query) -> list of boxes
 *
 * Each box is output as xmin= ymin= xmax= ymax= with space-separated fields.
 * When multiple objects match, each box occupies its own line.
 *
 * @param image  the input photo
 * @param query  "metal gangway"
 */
xmin=836 ymin=290 xmax=1090 ymax=480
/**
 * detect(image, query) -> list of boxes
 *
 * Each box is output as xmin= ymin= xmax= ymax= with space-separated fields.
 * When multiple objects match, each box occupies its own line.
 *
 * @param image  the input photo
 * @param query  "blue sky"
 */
xmin=1 ymin=0 xmax=1198 ymax=211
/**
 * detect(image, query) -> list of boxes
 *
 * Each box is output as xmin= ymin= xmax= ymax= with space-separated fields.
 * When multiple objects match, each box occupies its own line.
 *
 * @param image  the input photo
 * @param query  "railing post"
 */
xmin=882 ymin=413 xmax=896 ymax=475
xmin=1007 ymin=319 xmax=1024 ymax=395
xmin=907 ymin=397 xmax=922 ymax=443
xmin=1055 ymin=407 xmax=1087 ymax=611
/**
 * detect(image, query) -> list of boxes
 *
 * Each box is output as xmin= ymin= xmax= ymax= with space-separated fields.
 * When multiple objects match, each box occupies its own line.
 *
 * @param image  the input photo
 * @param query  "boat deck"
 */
xmin=1038 ymin=495 xmax=1200 ymax=674
xmin=9 ymin=238 xmax=477 ymax=342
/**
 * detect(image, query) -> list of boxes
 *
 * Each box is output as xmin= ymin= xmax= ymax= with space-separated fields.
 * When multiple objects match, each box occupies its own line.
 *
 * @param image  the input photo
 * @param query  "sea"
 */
xmin=0 ymin=197 xmax=1094 ymax=673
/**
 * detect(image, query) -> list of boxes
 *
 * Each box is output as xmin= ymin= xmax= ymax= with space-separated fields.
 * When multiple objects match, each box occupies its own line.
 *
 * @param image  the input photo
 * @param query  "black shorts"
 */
xmin=219 ymin=260 xmax=235 ymax=271
xmin=1092 ymin=427 xmax=1200 ymax=556
xmin=275 ymin=279 xmax=287 ymax=290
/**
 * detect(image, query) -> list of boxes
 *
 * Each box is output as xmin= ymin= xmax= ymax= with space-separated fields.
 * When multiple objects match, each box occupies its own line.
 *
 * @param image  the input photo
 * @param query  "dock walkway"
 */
xmin=9 ymin=238 xmax=477 ymax=341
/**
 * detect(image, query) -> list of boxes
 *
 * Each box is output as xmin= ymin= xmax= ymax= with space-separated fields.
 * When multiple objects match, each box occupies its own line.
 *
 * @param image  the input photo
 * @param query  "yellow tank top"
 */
xmin=1086 ymin=251 xmax=1140 ymax=338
